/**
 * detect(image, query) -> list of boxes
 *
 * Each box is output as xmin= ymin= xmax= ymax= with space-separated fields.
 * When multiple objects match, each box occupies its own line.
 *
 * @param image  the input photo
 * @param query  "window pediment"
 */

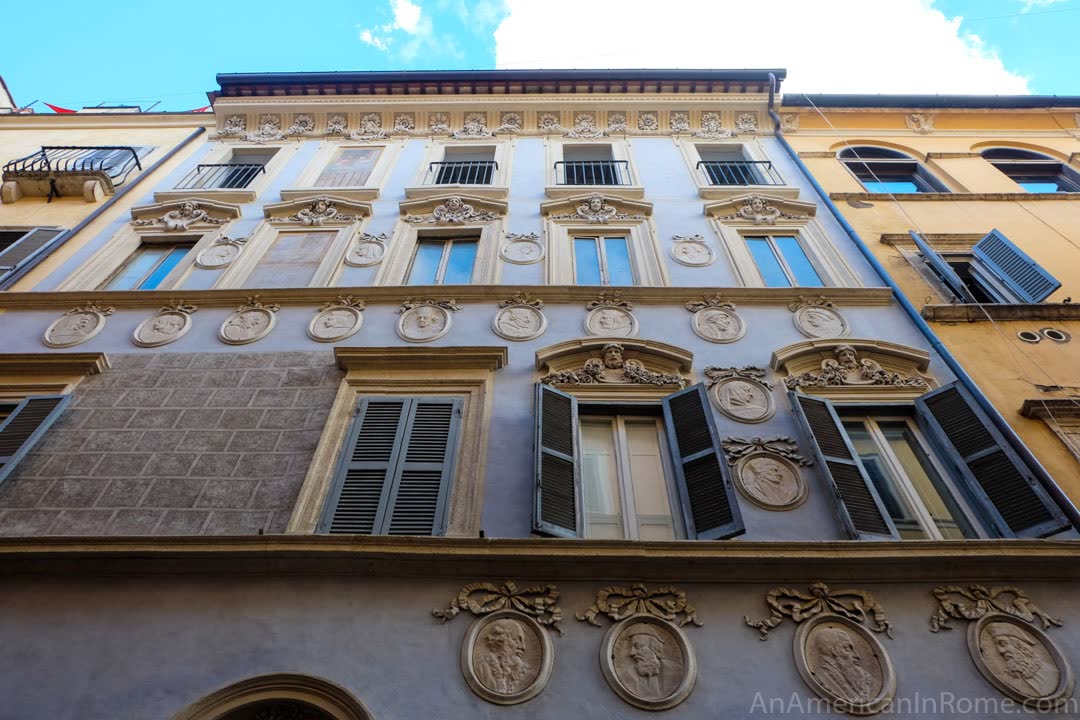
xmin=771 ymin=338 xmax=933 ymax=400
xmin=540 ymin=193 xmax=653 ymax=223
xmin=399 ymin=194 xmax=508 ymax=224
xmin=704 ymin=193 xmax=816 ymax=225
xmin=263 ymin=195 xmax=372 ymax=226
xmin=536 ymin=338 xmax=692 ymax=392
xmin=129 ymin=198 xmax=241 ymax=231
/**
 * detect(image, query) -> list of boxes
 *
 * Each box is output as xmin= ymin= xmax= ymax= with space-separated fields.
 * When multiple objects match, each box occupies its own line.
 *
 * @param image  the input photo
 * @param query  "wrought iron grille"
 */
xmin=554 ymin=160 xmax=631 ymax=186
xmin=175 ymin=163 xmax=266 ymax=190
xmin=696 ymin=160 xmax=783 ymax=186
xmin=3 ymin=146 xmax=143 ymax=183
xmin=426 ymin=160 xmax=497 ymax=185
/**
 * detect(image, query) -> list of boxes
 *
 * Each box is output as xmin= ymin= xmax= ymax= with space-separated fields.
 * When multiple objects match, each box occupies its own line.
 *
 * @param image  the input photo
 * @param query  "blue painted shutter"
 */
xmin=0 ymin=395 xmax=71 ymax=484
xmin=662 ymin=384 xmax=744 ymax=540
xmin=788 ymin=392 xmax=898 ymax=540
xmin=972 ymin=229 xmax=1060 ymax=303
xmin=533 ymin=384 xmax=580 ymax=538
xmin=916 ymin=382 xmax=1069 ymax=538
xmin=909 ymin=231 xmax=974 ymax=303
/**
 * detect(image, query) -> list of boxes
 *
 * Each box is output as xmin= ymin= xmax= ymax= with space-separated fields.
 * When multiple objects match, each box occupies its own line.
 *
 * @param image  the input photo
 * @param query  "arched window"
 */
xmin=980 ymin=147 xmax=1080 ymax=193
xmin=219 ymin=700 xmax=335 ymax=720
xmin=171 ymin=674 xmax=372 ymax=720
xmin=838 ymin=146 xmax=947 ymax=194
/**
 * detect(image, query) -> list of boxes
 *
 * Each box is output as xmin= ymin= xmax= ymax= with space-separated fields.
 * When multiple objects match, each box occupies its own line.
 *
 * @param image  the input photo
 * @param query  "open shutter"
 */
xmin=972 ymin=229 xmax=1060 ymax=303
xmin=0 ymin=229 xmax=64 ymax=286
xmin=788 ymin=391 xmax=898 ymax=540
xmin=916 ymin=382 xmax=1068 ymax=538
xmin=384 ymin=397 xmax=461 ymax=535
xmin=662 ymin=384 xmax=744 ymax=540
xmin=533 ymin=384 xmax=580 ymax=538
xmin=0 ymin=395 xmax=70 ymax=484
xmin=909 ymin=230 xmax=975 ymax=303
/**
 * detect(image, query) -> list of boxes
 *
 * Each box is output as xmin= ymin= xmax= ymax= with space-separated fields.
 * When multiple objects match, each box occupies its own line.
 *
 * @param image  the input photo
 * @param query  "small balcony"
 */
xmin=554 ymin=160 xmax=631 ymax=186
xmin=175 ymin=163 xmax=266 ymax=190
xmin=425 ymin=160 xmax=497 ymax=186
xmin=697 ymin=160 xmax=783 ymax=186
xmin=1 ymin=146 xmax=144 ymax=203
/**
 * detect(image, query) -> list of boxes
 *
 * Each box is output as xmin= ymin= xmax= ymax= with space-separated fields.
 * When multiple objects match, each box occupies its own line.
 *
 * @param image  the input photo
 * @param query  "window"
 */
xmin=696 ymin=146 xmax=782 ymax=186
xmin=243 ymin=230 xmax=337 ymax=288
xmin=319 ymin=396 xmax=462 ymax=535
xmin=534 ymin=384 xmax=745 ymax=540
xmin=0 ymin=395 xmax=71 ymax=485
xmin=407 ymin=236 xmax=479 ymax=285
xmin=912 ymin=229 xmax=1060 ymax=304
xmin=0 ymin=227 xmax=65 ymax=287
xmin=789 ymin=384 xmax=1070 ymax=540
xmin=556 ymin=144 xmax=630 ymax=186
xmin=314 ymin=147 xmax=382 ymax=187
xmin=839 ymin=147 xmax=947 ymax=194
xmin=981 ymin=148 xmax=1080 ymax=193
xmin=99 ymin=240 xmax=195 ymax=290
xmin=745 ymin=234 xmax=824 ymax=288
xmin=574 ymin=235 xmax=634 ymax=286
xmin=175 ymin=148 xmax=275 ymax=190
xmin=427 ymin=146 xmax=496 ymax=185
xmin=581 ymin=414 xmax=681 ymax=540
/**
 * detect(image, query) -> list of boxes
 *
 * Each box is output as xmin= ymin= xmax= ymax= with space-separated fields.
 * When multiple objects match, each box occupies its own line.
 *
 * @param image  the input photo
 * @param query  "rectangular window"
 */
xmin=695 ymin=146 xmax=782 ymax=186
xmin=407 ymin=236 xmax=479 ymax=285
xmin=176 ymin=148 xmax=275 ymax=190
xmin=430 ymin=146 xmax=496 ymax=185
xmin=100 ymin=241 xmax=195 ymax=290
xmin=745 ymin=235 xmax=824 ymax=288
xmin=314 ymin=147 xmax=381 ymax=187
xmin=557 ymin=144 xmax=630 ymax=186
xmin=574 ymin=235 xmax=634 ymax=286
xmin=244 ymin=231 xmax=335 ymax=288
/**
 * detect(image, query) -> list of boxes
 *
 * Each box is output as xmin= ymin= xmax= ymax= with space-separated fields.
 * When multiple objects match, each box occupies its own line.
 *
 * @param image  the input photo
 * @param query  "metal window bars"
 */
xmin=175 ymin=163 xmax=266 ymax=190
xmin=554 ymin=160 xmax=631 ymax=186
xmin=2 ymin=146 xmax=143 ymax=180
xmin=426 ymin=160 xmax=497 ymax=185
xmin=696 ymin=160 xmax=782 ymax=186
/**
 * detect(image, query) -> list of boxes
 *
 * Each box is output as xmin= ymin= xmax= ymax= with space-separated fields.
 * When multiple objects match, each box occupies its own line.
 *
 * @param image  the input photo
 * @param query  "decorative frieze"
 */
xmin=325 ymin=113 xmax=348 ymax=136
xmin=492 ymin=292 xmax=547 ymax=342
xmin=783 ymin=344 xmax=928 ymax=390
xmin=132 ymin=300 xmax=197 ymax=348
xmin=693 ymin=112 xmax=732 ymax=139
xmin=780 ymin=113 xmax=800 ymax=132
xmin=393 ymin=113 xmax=416 ymax=133
xmin=549 ymin=193 xmax=646 ymax=224
xmin=537 ymin=112 xmax=562 ymax=133
xmin=42 ymin=302 xmax=114 ymax=348
xmin=705 ymin=366 xmax=775 ymax=423
xmin=245 ymin=114 xmax=285 ymax=143
xmin=218 ymin=296 xmax=279 ymax=345
xmin=607 ymin=111 xmax=628 ymax=133
xmin=397 ymin=298 xmax=459 ymax=343
xmin=685 ymin=294 xmax=745 ymax=344
xmin=905 ymin=113 xmax=935 ymax=134
xmin=218 ymin=114 xmax=246 ymax=138
xmin=716 ymin=194 xmax=810 ymax=225
xmin=788 ymin=296 xmax=849 ymax=339
xmin=131 ymin=200 xmax=231 ymax=231
xmin=276 ymin=197 xmax=359 ymax=226
xmin=584 ymin=291 xmax=638 ymax=337
xmin=541 ymin=342 xmax=685 ymax=387
xmin=404 ymin=196 xmax=500 ymax=224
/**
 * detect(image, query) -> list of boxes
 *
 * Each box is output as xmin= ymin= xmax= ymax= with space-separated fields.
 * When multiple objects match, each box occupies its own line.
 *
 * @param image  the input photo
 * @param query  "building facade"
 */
xmin=0 ymin=71 xmax=1078 ymax=719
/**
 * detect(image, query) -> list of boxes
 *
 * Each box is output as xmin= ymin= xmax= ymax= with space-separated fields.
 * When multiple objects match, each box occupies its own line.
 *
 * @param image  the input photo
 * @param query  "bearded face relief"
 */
xmin=796 ymin=616 xmax=894 ymax=714
xmin=461 ymin=610 xmax=552 ymax=705
xmin=602 ymin=616 xmax=696 ymax=711
xmin=970 ymin=614 xmax=1073 ymax=706
xmin=692 ymin=307 xmax=744 ymax=343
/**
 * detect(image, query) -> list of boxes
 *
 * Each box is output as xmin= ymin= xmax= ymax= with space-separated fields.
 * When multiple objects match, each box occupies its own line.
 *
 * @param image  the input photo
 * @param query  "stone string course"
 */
xmin=0 ymin=352 xmax=341 ymax=536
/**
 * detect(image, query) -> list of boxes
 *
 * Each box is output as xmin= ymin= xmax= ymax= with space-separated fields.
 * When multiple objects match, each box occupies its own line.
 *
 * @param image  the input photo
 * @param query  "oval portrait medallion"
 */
xmin=967 ymin=613 xmax=1074 ymax=709
xmin=692 ymin=307 xmax=745 ymax=344
xmin=43 ymin=309 xmax=107 ymax=348
xmin=600 ymin=614 xmax=696 ymax=711
xmin=710 ymin=377 xmax=775 ymax=423
xmin=492 ymin=304 xmax=547 ymax=342
xmin=132 ymin=310 xmax=192 ymax=348
xmin=344 ymin=239 xmax=385 ymax=268
xmin=460 ymin=610 xmax=554 ymax=705
xmin=195 ymin=241 xmax=243 ymax=269
xmin=500 ymin=234 xmax=544 ymax=265
xmin=397 ymin=304 xmax=451 ymax=343
xmin=671 ymin=238 xmax=714 ymax=267
xmin=585 ymin=306 xmax=638 ymax=338
xmin=793 ymin=305 xmax=848 ymax=339
xmin=735 ymin=452 xmax=807 ymax=510
xmin=794 ymin=614 xmax=896 ymax=716
xmin=307 ymin=306 xmax=364 ymax=343
xmin=218 ymin=307 xmax=276 ymax=345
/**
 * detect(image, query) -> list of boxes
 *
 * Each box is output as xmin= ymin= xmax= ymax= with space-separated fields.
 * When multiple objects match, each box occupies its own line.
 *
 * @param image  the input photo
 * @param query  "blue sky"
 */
xmin=2 ymin=0 xmax=1077 ymax=112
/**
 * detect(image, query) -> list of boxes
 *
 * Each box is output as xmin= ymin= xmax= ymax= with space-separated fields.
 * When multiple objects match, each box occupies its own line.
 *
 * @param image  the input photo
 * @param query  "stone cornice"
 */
xmin=213 ymin=94 xmax=773 ymax=108
xmin=831 ymin=191 xmax=1080 ymax=203
xmin=0 ymin=536 xmax=1079 ymax=582
xmin=880 ymin=233 xmax=984 ymax=250
xmin=0 ymin=352 xmax=110 ymax=376
xmin=336 ymin=346 xmax=507 ymax=372
xmin=0 ymin=286 xmax=897 ymax=311
xmin=771 ymin=337 xmax=931 ymax=373
xmin=535 ymin=337 xmax=694 ymax=373
xmin=0 ymin=114 xmax=211 ymax=131
xmin=1021 ymin=398 xmax=1080 ymax=420
xmin=922 ymin=303 xmax=1080 ymax=322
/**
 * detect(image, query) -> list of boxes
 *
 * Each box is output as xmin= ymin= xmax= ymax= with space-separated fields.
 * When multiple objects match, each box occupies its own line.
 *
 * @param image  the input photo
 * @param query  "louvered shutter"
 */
xmin=0 ymin=229 xmax=64 ymax=286
xmin=384 ymin=398 xmax=461 ymax=535
xmin=916 ymin=382 xmax=1068 ymax=538
xmin=662 ymin=384 xmax=744 ymax=540
xmin=788 ymin=391 xmax=898 ymax=540
xmin=0 ymin=395 xmax=70 ymax=484
xmin=972 ymin=229 xmax=1060 ymax=303
xmin=909 ymin=231 xmax=974 ymax=303
xmin=533 ymin=384 xmax=580 ymax=538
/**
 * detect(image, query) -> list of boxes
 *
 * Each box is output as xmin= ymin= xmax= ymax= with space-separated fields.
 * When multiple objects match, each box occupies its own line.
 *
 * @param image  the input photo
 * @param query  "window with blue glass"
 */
xmin=100 ymin=240 xmax=194 ymax=290
xmin=981 ymin=148 xmax=1080 ymax=194
xmin=573 ymin=235 xmax=634 ymax=286
xmin=407 ymin=236 xmax=479 ymax=285
xmin=744 ymin=234 xmax=823 ymax=287
xmin=839 ymin=147 xmax=947 ymax=194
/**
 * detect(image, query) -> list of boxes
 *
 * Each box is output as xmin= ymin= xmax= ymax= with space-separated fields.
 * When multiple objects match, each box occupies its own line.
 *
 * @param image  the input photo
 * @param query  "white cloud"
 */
xmin=391 ymin=0 xmax=423 ymax=33
xmin=358 ymin=0 xmax=426 ymax=54
xmin=493 ymin=0 xmax=1031 ymax=95
xmin=359 ymin=29 xmax=390 ymax=51
xmin=1018 ymin=0 xmax=1068 ymax=11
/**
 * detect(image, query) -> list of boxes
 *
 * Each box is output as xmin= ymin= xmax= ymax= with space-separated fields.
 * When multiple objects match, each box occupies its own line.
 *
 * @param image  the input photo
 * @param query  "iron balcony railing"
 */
xmin=3 ymin=146 xmax=143 ymax=184
xmin=175 ymin=163 xmax=266 ymax=190
xmin=425 ymin=160 xmax=497 ymax=185
xmin=697 ymin=160 xmax=783 ymax=186
xmin=554 ymin=160 xmax=631 ymax=186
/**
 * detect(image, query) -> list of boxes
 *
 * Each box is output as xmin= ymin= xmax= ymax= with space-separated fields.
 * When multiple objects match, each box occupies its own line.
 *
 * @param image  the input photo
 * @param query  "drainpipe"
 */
xmin=765 ymin=73 xmax=1080 ymax=529
xmin=1 ymin=125 xmax=207 ymax=290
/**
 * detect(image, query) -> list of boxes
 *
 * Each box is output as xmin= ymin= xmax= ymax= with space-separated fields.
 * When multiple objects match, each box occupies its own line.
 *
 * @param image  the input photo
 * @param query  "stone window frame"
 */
xmin=543 ymin=136 xmax=645 ymax=199
xmin=153 ymin=142 xmax=298 ymax=205
xmin=404 ymin=137 xmax=515 ymax=200
xmin=676 ymin=137 xmax=800 ymax=201
xmin=171 ymin=673 xmax=373 ymax=720
xmin=1020 ymin=399 xmax=1080 ymax=464
xmin=215 ymin=220 xmax=366 ymax=290
xmin=287 ymin=346 xmax=506 ymax=538
xmin=282 ymin=140 xmax=403 ymax=203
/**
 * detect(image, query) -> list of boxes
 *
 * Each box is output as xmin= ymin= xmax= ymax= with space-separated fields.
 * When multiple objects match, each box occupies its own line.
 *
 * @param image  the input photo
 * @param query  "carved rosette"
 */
xmin=584 ymin=292 xmax=638 ymax=338
xmin=325 ymin=113 xmax=348 ymax=136
xmin=735 ymin=112 xmax=758 ymax=134
xmin=218 ymin=114 xmax=247 ymax=138
xmin=705 ymin=366 xmax=775 ymax=423
xmin=428 ymin=112 xmax=451 ymax=134
xmin=393 ymin=113 xmax=416 ymax=133
xmin=670 ymin=111 xmax=691 ymax=133
xmin=693 ymin=112 xmax=732 ymax=139
xmin=132 ymin=300 xmax=197 ymax=349
xmin=493 ymin=292 xmax=546 ymax=342
xmin=245 ymin=114 xmax=285 ymax=143
xmin=307 ymin=296 xmax=365 ymax=343
xmin=397 ymin=298 xmax=459 ymax=343
xmin=722 ymin=436 xmax=811 ymax=510
xmin=685 ymin=295 xmax=744 ymax=344
xmin=348 ymin=113 xmax=388 ymax=140
xmin=343 ymin=232 xmax=388 ymax=268
xmin=496 ymin=112 xmax=523 ymax=133
xmin=746 ymin=583 xmax=896 ymax=715
xmin=566 ymin=112 xmax=605 ymax=139
xmin=453 ymin=112 xmax=492 ymax=139
xmin=499 ymin=232 xmax=543 ymax=264
xmin=285 ymin=114 xmax=315 ymax=137
xmin=43 ymin=302 xmax=114 ymax=349
xmin=578 ymin=584 xmax=700 ymax=711
xmin=637 ymin=111 xmax=659 ymax=132
xmin=607 ymin=111 xmax=628 ymax=133
xmin=537 ymin=112 xmax=562 ymax=133
xmin=781 ymin=113 xmax=800 ymax=133
xmin=788 ymin=296 xmax=849 ymax=339
xmin=929 ymin=585 xmax=1073 ymax=709
xmin=195 ymin=235 xmax=248 ymax=269
xmin=433 ymin=581 xmax=561 ymax=705
xmin=218 ymin=296 xmax=279 ymax=346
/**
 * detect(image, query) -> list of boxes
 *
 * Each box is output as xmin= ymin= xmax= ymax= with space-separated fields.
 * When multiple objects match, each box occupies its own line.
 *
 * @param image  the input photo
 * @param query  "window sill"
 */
xmin=698 ymin=184 xmax=800 ymax=201
xmin=281 ymin=187 xmax=380 ymax=203
xmin=404 ymin=183 xmax=508 ymax=201
xmin=831 ymin=191 xmax=1080 ymax=203
xmin=545 ymin=184 xmax=645 ymax=200
xmin=922 ymin=303 xmax=1080 ymax=322
xmin=154 ymin=187 xmax=256 ymax=204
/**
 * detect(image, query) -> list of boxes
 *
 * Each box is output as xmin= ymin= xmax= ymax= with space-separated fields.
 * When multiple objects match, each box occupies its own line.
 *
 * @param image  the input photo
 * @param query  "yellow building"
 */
xmin=779 ymin=95 xmax=1080 ymax=500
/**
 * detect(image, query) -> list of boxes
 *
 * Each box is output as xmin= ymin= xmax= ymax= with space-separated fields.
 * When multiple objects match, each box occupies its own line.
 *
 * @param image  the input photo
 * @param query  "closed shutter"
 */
xmin=788 ymin=391 xmax=898 ymax=540
xmin=321 ymin=397 xmax=461 ymax=536
xmin=909 ymin=230 xmax=974 ymax=303
xmin=0 ymin=395 xmax=71 ymax=484
xmin=533 ymin=384 xmax=580 ymax=538
xmin=662 ymin=384 xmax=744 ymax=540
xmin=972 ymin=229 xmax=1060 ymax=303
xmin=0 ymin=228 xmax=64 ymax=285
xmin=916 ymin=382 xmax=1069 ymax=538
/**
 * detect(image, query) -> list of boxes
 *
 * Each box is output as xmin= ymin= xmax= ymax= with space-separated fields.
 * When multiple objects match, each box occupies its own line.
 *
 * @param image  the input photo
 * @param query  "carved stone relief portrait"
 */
xmin=493 ymin=305 xmax=546 ymax=342
xmin=195 ymin=237 xmax=246 ymax=269
xmin=602 ymin=616 xmax=696 ymax=710
xmin=735 ymin=453 xmax=806 ymax=510
xmin=43 ymin=304 xmax=112 ymax=348
xmin=218 ymin=298 xmax=278 ymax=346
xmin=397 ymin=303 xmax=452 ymax=342
xmin=499 ymin=232 xmax=544 ymax=264
xmin=132 ymin=303 xmax=196 ymax=348
xmin=793 ymin=304 xmax=848 ymax=339
xmin=707 ymin=368 xmax=775 ymax=423
xmin=670 ymin=234 xmax=714 ymax=267
xmin=970 ymin=614 xmax=1073 ymax=707
xmin=585 ymin=306 xmax=638 ymax=338
xmin=307 ymin=298 xmax=365 ymax=343
xmin=461 ymin=610 xmax=553 ymax=705
xmin=795 ymin=615 xmax=895 ymax=715
xmin=692 ymin=307 xmax=745 ymax=344
xmin=343 ymin=233 xmax=388 ymax=268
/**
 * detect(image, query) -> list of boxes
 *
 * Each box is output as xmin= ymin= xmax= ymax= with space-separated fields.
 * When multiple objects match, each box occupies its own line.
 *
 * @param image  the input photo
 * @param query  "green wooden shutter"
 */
xmin=533 ymin=384 xmax=580 ymax=538
xmin=972 ymin=229 xmax=1060 ymax=303
xmin=788 ymin=391 xmax=898 ymax=540
xmin=663 ymin=384 xmax=744 ymax=540
xmin=384 ymin=398 xmax=461 ymax=536
xmin=0 ymin=395 xmax=71 ymax=484
xmin=909 ymin=230 xmax=975 ymax=303
xmin=916 ymin=382 xmax=1069 ymax=538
